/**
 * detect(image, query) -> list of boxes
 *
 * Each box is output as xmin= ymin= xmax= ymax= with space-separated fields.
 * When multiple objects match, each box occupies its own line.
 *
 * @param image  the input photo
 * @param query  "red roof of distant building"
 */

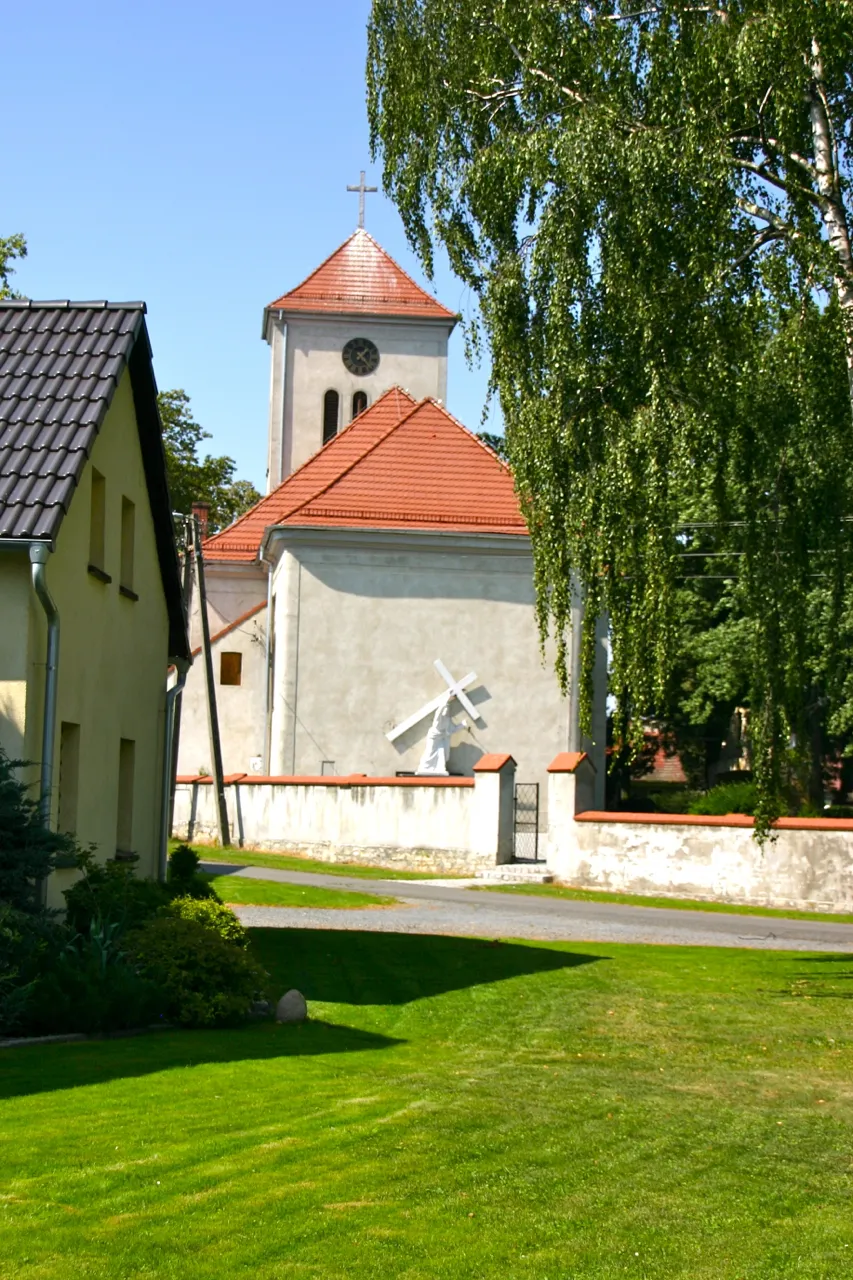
xmin=203 ymin=387 xmax=527 ymax=562
xmin=266 ymin=229 xmax=457 ymax=322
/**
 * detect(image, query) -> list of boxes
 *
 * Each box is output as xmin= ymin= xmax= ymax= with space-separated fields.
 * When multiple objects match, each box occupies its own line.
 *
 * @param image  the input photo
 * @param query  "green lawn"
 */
xmin=2 ymin=932 xmax=852 ymax=1278
xmin=202 ymin=872 xmax=397 ymax=909
xmin=474 ymin=882 xmax=853 ymax=923
xmin=180 ymin=841 xmax=461 ymax=880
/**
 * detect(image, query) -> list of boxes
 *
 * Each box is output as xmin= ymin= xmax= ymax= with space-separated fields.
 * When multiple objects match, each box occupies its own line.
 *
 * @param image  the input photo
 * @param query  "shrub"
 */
xmin=127 ymin=916 xmax=267 ymax=1028
xmin=650 ymin=789 xmax=702 ymax=815
xmin=167 ymin=844 xmax=220 ymax=901
xmin=825 ymin=804 xmax=853 ymax=819
xmin=24 ymin=922 xmax=162 ymax=1036
xmin=64 ymin=851 xmax=168 ymax=937
xmin=0 ymin=907 xmax=160 ymax=1036
xmin=163 ymin=895 xmax=248 ymax=948
xmin=688 ymin=781 xmax=759 ymax=817
xmin=0 ymin=903 xmax=68 ymax=1034
xmin=0 ymin=748 xmax=76 ymax=913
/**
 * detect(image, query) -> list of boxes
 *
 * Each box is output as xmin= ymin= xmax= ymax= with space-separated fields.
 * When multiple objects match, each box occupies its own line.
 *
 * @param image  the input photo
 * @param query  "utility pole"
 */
xmin=193 ymin=513 xmax=230 ymax=847
xmin=168 ymin=517 xmax=195 ymax=836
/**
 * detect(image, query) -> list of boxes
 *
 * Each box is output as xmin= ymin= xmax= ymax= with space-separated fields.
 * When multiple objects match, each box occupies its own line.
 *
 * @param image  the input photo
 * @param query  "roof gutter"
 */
xmin=29 ymin=545 xmax=60 ymax=839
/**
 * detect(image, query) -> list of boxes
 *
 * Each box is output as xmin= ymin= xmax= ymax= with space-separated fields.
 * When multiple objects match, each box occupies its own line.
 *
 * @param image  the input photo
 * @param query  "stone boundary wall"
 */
xmin=546 ymin=754 xmax=853 ymax=913
xmin=172 ymin=754 xmax=516 ymax=875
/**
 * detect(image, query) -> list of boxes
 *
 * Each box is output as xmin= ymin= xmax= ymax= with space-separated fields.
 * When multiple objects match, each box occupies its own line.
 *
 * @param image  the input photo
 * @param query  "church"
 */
xmin=176 ymin=215 xmax=607 ymax=812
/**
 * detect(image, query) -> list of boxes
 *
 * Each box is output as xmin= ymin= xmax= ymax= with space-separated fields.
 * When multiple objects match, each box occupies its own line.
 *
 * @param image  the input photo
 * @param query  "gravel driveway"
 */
xmin=202 ymin=862 xmax=853 ymax=952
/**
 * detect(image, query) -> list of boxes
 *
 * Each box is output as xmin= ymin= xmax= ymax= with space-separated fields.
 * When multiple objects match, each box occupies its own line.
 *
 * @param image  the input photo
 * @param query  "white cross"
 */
xmin=386 ymin=659 xmax=481 ymax=743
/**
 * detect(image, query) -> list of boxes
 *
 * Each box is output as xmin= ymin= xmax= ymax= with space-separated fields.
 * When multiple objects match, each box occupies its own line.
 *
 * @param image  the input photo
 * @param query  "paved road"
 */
xmin=201 ymin=861 xmax=853 ymax=952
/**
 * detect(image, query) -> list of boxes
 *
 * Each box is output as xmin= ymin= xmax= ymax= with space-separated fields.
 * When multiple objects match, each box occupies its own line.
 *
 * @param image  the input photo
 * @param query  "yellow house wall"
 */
xmin=16 ymin=368 xmax=171 ymax=907
xmin=0 ymin=555 xmax=32 ymax=763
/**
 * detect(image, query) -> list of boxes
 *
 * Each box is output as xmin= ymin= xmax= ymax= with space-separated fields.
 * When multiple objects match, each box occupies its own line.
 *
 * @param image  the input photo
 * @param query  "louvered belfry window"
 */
xmin=352 ymin=390 xmax=367 ymax=420
xmin=323 ymin=389 xmax=339 ymax=444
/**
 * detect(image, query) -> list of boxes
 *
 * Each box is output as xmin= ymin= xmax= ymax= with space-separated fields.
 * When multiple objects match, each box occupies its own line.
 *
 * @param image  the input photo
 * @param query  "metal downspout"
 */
xmin=158 ymin=663 xmax=188 ymax=882
xmin=263 ymin=557 xmax=273 ymax=773
xmin=29 ymin=544 xmax=59 ymax=830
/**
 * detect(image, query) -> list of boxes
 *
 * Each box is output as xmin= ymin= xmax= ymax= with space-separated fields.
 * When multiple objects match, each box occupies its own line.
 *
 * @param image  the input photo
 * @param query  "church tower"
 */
xmin=262 ymin=227 xmax=458 ymax=490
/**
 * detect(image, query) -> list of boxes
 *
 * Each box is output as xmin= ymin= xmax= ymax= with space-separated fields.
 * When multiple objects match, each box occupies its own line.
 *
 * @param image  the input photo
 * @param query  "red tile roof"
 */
xmin=203 ymin=387 xmax=527 ymax=562
xmin=266 ymin=230 xmax=457 ymax=322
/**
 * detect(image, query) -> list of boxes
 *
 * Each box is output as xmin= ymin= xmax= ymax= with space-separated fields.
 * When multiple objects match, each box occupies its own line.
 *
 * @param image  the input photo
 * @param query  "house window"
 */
xmin=322 ymin=390 xmax=339 ymax=444
xmin=116 ymin=738 xmax=135 ymax=855
xmin=88 ymin=468 xmax=107 ymax=577
xmin=351 ymin=390 xmax=368 ymax=420
xmin=119 ymin=497 xmax=136 ymax=598
xmin=220 ymin=652 xmax=243 ymax=686
xmin=58 ymin=722 xmax=80 ymax=834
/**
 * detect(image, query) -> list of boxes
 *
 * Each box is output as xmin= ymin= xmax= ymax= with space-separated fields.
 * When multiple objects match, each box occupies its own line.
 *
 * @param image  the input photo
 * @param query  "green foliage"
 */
xmin=63 ymin=852 xmax=168 ymax=936
xmin=168 ymin=842 xmax=201 ymax=881
xmin=0 ymin=906 xmax=159 ymax=1037
xmin=367 ymin=1 xmax=853 ymax=837
xmin=477 ymin=430 xmax=509 ymax=461
xmin=158 ymin=389 xmax=261 ymax=533
xmin=0 ymin=233 xmax=26 ymax=299
xmin=167 ymin=843 xmax=220 ymax=900
xmin=24 ymin=921 xmax=162 ymax=1037
xmin=127 ymin=916 xmax=266 ymax=1028
xmin=0 ymin=748 xmax=75 ymax=913
xmin=163 ymin=894 xmax=249 ymax=948
xmin=649 ymin=789 xmax=702 ymax=815
xmin=0 ymin=904 xmax=66 ymax=1034
xmin=689 ymin=781 xmax=759 ymax=817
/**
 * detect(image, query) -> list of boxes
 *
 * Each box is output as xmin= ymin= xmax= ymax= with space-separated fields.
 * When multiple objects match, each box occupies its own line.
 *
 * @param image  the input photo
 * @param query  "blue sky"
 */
xmin=2 ymin=0 xmax=498 ymax=491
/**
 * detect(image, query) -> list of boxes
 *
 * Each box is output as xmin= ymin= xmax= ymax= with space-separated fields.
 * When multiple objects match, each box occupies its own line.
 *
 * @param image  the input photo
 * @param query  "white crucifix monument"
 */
xmin=386 ymin=660 xmax=484 ymax=776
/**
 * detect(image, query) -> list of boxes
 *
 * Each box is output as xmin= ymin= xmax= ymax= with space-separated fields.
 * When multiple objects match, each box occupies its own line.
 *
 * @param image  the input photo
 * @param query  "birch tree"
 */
xmin=368 ymin=0 xmax=853 ymax=832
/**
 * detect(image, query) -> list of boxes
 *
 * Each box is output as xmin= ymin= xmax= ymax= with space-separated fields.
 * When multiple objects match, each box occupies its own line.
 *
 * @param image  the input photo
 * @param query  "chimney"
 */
xmin=191 ymin=501 xmax=210 ymax=540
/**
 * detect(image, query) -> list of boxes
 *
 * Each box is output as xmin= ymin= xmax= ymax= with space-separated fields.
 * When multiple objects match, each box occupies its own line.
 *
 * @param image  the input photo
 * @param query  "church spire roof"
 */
xmin=266 ymin=229 xmax=457 ymax=323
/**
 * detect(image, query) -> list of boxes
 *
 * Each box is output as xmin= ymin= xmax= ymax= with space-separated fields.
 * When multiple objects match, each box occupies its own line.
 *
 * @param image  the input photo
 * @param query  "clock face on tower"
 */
xmin=342 ymin=337 xmax=380 ymax=376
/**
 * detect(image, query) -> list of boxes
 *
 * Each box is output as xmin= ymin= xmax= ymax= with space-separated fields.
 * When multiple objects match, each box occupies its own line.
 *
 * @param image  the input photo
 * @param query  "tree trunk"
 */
xmin=809 ymin=39 xmax=853 ymax=418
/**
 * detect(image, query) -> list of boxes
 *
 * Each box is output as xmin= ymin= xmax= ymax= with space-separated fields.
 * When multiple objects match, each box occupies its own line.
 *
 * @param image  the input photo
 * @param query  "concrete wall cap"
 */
xmin=575 ymin=809 xmax=853 ymax=831
xmin=472 ymin=752 xmax=516 ymax=773
xmin=175 ymin=773 xmax=474 ymax=788
xmin=547 ymin=751 xmax=593 ymax=774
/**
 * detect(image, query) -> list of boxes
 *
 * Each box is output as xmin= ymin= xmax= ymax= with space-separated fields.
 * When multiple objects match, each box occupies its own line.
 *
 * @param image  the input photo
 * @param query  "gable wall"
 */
xmin=24 ymin=368 xmax=171 ymax=904
xmin=267 ymin=533 xmax=595 ymax=815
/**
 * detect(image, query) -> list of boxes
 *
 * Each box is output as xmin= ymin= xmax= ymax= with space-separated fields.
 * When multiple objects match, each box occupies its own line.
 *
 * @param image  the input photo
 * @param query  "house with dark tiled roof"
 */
xmin=0 ymin=301 xmax=189 ymax=904
xmin=175 ymin=231 xmax=608 ymax=806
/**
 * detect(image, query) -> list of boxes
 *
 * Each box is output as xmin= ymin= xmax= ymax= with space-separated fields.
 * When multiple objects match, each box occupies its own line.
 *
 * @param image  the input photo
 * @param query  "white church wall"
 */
xmin=172 ymin=755 xmax=515 ymax=873
xmin=269 ymin=314 xmax=452 ymax=482
xmin=266 ymin=529 xmax=583 ymax=815
xmin=176 ymin=605 xmax=268 ymax=778
xmin=546 ymin=754 xmax=853 ymax=912
xmin=186 ymin=561 xmax=267 ymax=651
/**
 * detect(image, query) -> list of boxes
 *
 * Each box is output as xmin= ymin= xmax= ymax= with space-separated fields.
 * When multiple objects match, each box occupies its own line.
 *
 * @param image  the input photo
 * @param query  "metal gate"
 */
xmin=513 ymin=782 xmax=540 ymax=861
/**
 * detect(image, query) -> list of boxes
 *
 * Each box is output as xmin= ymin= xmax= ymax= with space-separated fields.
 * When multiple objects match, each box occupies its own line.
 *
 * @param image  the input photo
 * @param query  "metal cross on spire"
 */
xmin=347 ymin=170 xmax=378 ymax=229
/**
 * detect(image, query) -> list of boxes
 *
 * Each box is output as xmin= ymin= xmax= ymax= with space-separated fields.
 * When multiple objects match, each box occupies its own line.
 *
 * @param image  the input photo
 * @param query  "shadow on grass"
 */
xmin=785 ymin=955 xmax=853 ymax=998
xmin=0 ymin=931 xmax=601 ymax=1100
xmin=0 ymin=1018 xmax=403 ymax=1101
xmin=250 ymin=927 xmax=603 ymax=1006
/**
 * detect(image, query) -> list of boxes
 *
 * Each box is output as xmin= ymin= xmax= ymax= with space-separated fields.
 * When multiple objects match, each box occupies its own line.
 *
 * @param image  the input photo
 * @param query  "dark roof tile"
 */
xmin=0 ymin=302 xmax=145 ymax=545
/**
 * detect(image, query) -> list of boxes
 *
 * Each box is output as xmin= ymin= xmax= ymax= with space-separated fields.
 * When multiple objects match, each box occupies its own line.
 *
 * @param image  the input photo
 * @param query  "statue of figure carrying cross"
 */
xmin=347 ymin=170 xmax=378 ymax=229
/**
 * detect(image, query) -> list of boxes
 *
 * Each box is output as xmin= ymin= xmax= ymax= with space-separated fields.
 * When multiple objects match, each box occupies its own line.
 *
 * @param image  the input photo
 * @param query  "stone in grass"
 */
xmin=276 ymin=990 xmax=308 ymax=1024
